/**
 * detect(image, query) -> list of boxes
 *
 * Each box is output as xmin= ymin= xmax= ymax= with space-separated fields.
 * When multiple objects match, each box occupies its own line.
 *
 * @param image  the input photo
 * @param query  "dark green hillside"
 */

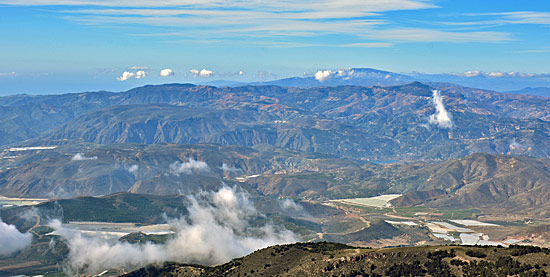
xmin=124 ymin=242 xmax=550 ymax=277
xmin=0 ymin=193 xmax=189 ymax=227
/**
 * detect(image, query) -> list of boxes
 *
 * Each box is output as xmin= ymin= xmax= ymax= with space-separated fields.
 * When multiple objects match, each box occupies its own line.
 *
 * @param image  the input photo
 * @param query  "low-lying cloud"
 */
xmin=72 ymin=153 xmax=98 ymax=161
xmin=314 ymin=68 xmax=370 ymax=82
xmin=453 ymin=70 xmax=542 ymax=78
xmin=314 ymin=70 xmax=333 ymax=82
xmin=0 ymin=218 xmax=32 ymax=256
xmin=169 ymin=158 xmax=210 ymax=175
xmin=220 ymin=163 xmax=243 ymax=174
xmin=279 ymin=199 xmax=310 ymax=217
xmin=128 ymin=164 xmax=139 ymax=173
xmin=428 ymin=89 xmax=454 ymax=129
xmin=49 ymin=186 xmax=297 ymax=274
xmin=509 ymin=139 xmax=527 ymax=151
xmin=279 ymin=199 xmax=304 ymax=212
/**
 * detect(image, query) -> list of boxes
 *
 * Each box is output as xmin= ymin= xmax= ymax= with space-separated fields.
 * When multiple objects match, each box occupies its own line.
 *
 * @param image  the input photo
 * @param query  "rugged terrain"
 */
xmin=1 ymin=79 xmax=549 ymax=276
xmin=389 ymin=153 xmax=550 ymax=217
xmin=1 ymin=81 xmax=549 ymax=161
xmin=125 ymin=242 xmax=550 ymax=277
xmin=1 ymin=142 xmax=549 ymax=217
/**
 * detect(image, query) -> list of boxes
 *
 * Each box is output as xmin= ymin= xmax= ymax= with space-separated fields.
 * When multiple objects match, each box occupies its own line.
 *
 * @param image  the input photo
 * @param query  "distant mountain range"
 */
xmin=252 ymin=68 xmax=415 ymax=88
xmin=1 ymin=82 xmax=549 ymax=162
xmin=505 ymin=87 xmax=550 ymax=97
xmin=202 ymin=68 xmax=550 ymax=95
xmin=409 ymin=72 xmax=550 ymax=94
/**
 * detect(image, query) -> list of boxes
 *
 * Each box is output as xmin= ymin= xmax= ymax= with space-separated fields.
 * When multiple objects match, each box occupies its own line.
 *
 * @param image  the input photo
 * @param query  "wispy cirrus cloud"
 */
xmin=471 ymin=11 xmax=550 ymax=25
xmin=362 ymin=29 xmax=512 ymax=43
xmin=0 ymin=0 xmax=436 ymax=12
xmin=441 ymin=11 xmax=550 ymax=27
xmin=0 ymin=0 xmax=515 ymax=46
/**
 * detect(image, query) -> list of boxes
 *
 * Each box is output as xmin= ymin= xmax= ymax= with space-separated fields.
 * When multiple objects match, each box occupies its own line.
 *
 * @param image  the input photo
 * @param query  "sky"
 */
xmin=0 ymin=0 xmax=549 ymax=95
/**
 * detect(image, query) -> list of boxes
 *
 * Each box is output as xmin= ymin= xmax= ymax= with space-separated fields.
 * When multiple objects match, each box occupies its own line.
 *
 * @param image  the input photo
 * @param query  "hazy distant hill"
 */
xmin=506 ymin=87 xmax=550 ymax=97
xmin=252 ymin=68 xmax=550 ymax=93
xmin=410 ymin=72 xmax=550 ymax=92
xmin=254 ymin=68 xmax=416 ymax=88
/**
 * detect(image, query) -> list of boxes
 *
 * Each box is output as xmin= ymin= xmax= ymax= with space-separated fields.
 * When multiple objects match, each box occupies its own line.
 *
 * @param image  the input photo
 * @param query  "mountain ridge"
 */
xmin=1 ymin=82 xmax=548 ymax=161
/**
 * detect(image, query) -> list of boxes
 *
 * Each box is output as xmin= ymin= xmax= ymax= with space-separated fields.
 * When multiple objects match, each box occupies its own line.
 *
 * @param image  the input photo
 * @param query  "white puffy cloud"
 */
xmin=49 ymin=186 xmax=297 ymax=274
xmin=428 ymin=89 xmax=454 ymax=129
xmin=169 ymin=158 xmax=210 ymax=175
xmin=72 ymin=153 xmax=98 ymax=161
xmin=190 ymin=68 xmax=214 ymax=77
xmin=116 ymin=68 xmax=147 ymax=81
xmin=314 ymin=68 xmax=360 ymax=82
xmin=116 ymin=71 xmax=135 ymax=81
xmin=200 ymin=69 xmax=214 ymax=77
xmin=159 ymin=68 xmax=174 ymax=77
xmin=0 ymin=218 xmax=32 ymax=256
xmin=135 ymin=70 xmax=146 ymax=79
xmin=314 ymin=70 xmax=333 ymax=82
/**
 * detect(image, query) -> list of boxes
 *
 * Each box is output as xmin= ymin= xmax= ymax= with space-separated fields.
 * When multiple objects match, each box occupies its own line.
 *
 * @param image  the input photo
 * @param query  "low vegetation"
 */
xmin=124 ymin=242 xmax=550 ymax=277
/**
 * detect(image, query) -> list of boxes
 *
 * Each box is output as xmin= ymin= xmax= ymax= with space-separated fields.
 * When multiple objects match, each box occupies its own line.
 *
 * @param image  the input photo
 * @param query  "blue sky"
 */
xmin=0 ymin=0 xmax=549 ymax=95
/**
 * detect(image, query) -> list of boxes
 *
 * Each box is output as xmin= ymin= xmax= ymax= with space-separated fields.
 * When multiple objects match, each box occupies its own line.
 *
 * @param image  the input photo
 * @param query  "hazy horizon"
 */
xmin=1 ymin=0 xmax=549 ymax=95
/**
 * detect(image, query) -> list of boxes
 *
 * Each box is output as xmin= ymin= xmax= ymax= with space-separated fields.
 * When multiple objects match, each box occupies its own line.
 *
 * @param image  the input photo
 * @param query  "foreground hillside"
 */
xmin=125 ymin=242 xmax=550 ymax=277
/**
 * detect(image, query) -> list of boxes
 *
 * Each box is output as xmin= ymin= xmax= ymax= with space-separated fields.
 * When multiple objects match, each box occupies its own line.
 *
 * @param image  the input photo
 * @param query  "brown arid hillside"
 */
xmin=390 ymin=153 xmax=550 ymax=217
